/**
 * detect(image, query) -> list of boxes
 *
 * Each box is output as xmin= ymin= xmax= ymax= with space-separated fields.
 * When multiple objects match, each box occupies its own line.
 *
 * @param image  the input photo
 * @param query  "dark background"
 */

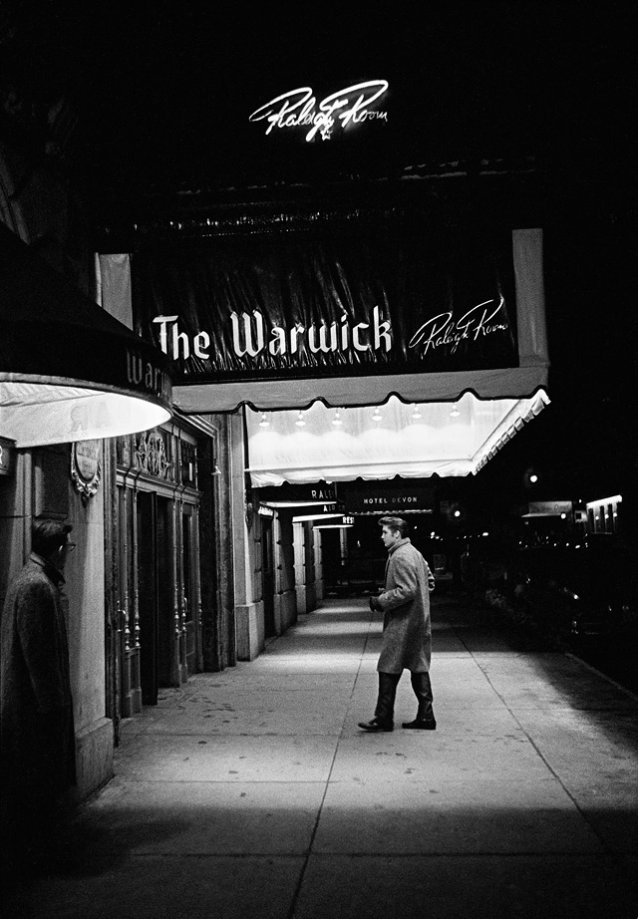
xmin=2 ymin=0 xmax=637 ymax=507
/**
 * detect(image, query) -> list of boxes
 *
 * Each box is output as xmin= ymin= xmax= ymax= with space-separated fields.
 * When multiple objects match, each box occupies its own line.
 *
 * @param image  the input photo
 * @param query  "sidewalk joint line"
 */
xmin=287 ymin=602 xmax=373 ymax=919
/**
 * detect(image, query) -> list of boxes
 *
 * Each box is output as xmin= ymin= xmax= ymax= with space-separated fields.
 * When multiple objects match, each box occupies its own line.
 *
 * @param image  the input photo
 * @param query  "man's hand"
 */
xmin=369 ymin=596 xmax=382 ymax=612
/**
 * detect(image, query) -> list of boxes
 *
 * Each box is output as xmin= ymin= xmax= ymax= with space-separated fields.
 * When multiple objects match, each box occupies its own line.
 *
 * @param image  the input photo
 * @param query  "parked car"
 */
xmin=432 ymin=553 xmax=453 ymax=591
xmin=509 ymin=537 xmax=638 ymax=646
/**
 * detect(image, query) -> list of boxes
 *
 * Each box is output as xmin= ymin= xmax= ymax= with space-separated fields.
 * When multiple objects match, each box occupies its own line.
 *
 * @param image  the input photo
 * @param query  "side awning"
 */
xmin=0 ymin=225 xmax=172 ymax=448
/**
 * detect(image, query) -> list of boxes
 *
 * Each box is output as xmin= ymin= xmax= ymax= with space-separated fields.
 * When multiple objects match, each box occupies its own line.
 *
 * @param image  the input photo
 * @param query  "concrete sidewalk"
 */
xmin=5 ymin=593 xmax=638 ymax=918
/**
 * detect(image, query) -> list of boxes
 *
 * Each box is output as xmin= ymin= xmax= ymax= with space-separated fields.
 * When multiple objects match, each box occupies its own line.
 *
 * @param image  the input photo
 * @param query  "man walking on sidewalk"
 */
xmin=359 ymin=515 xmax=436 ymax=733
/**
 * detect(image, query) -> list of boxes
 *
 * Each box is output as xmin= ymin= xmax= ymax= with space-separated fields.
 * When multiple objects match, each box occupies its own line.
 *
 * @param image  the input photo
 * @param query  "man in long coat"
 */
xmin=1 ymin=519 xmax=77 ymax=868
xmin=359 ymin=515 xmax=436 ymax=732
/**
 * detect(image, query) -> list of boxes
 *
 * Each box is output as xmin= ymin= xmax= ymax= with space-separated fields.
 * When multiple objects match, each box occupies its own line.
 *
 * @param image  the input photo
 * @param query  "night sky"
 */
xmin=2 ymin=1 xmax=637 ymax=504
xmin=4 ymin=4 xmax=634 ymax=192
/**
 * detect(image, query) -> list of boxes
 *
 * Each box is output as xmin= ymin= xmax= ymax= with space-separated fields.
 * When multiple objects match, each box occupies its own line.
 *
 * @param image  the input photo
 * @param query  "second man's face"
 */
xmin=58 ymin=538 xmax=76 ymax=570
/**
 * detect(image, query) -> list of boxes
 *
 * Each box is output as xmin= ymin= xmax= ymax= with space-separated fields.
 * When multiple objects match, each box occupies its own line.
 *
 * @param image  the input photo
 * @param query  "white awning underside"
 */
xmin=246 ymin=388 xmax=550 ymax=486
xmin=0 ymin=379 xmax=171 ymax=448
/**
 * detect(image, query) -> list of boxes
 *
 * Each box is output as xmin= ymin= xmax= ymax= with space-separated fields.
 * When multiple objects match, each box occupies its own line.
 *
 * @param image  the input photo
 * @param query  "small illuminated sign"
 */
xmin=343 ymin=482 xmax=435 ymax=514
xmin=313 ymin=515 xmax=355 ymax=528
xmin=254 ymin=483 xmax=338 ymax=505
xmin=249 ymin=80 xmax=389 ymax=142
xmin=524 ymin=501 xmax=573 ymax=518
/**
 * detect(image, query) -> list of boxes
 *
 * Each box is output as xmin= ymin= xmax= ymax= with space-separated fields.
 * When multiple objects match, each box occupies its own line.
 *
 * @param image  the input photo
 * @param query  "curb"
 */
xmin=565 ymin=651 xmax=638 ymax=701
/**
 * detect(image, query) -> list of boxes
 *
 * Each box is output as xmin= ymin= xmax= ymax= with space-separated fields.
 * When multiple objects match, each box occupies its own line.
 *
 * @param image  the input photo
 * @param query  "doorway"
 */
xmin=137 ymin=491 xmax=173 ymax=705
xmin=261 ymin=516 xmax=276 ymax=638
xmin=182 ymin=505 xmax=202 ymax=675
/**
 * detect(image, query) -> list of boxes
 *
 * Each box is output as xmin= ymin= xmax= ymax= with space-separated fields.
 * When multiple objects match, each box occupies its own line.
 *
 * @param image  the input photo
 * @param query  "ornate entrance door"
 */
xmin=137 ymin=491 xmax=173 ymax=704
xmin=108 ymin=421 xmax=213 ymax=726
xmin=261 ymin=517 xmax=276 ymax=638
xmin=182 ymin=504 xmax=203 ymax=675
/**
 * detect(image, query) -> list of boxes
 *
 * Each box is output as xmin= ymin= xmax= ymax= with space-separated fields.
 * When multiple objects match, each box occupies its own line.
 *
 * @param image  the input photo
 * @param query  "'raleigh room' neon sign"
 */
xmin=249 ymin=80 xmax=389 ymax=142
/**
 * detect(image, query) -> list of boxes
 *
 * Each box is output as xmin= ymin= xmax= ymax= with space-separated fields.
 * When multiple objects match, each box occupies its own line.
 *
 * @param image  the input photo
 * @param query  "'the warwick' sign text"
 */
xmin=152 ymin=299 xmax=509 ymax=365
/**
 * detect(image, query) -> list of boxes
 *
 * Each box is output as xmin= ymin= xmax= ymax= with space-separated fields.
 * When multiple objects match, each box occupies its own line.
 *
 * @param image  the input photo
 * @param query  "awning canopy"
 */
xmin=176 ymin=363 xmax=548 ymax=414
xmin=246 ymin=389 xmax=550 ymax=487
xmin=235 ymin=226 xmax=550 ymax=485
xmin=0 ymin=224 xmax=172 ymax=448
xmin=102 ymin=214 xmax=551 ymax=484
xmin=127 ymin=222 xmax=548 ymax=417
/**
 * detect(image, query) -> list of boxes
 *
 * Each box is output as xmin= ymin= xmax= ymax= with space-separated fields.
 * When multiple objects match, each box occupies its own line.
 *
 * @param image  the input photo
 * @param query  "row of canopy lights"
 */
xmin=258 ymin=403 xmax=463 ymax=429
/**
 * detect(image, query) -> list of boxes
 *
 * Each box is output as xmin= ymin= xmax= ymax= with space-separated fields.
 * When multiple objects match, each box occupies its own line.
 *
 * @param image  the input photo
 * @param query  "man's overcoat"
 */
xmin=0 ymin=554 xmax=76 ymax=805
xmin=375 ymin=538 xmax=434 ymax=674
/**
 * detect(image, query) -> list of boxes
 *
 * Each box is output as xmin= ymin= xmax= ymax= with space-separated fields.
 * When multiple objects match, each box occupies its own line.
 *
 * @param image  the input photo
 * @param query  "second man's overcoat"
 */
xmin=375 ymin=537 xmax=434 ymax=674
xmin=0 ymin=554 xmax=76 ymax=804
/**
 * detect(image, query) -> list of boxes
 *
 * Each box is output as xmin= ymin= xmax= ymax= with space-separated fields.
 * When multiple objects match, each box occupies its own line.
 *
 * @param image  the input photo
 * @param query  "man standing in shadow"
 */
xmin=359 ymin=515 xmax=436 ymax=733
xmin=1 ymin=519 xmax=77 ymax=874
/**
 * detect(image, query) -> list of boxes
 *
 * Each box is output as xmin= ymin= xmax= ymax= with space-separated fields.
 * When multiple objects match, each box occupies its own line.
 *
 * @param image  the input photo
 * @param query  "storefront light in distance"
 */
xmin=314 ymin=515 xmax=355 ymax=529
xmin=292 ymin=512 xmax=343 ymax=523
xmin=313 ymin=523 xmax=354 ymax=529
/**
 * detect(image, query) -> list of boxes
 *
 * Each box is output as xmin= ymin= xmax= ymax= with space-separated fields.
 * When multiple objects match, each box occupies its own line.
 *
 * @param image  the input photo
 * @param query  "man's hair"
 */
xmin=378 ymin=516 xmax=408 ymax=537
xmin=32 ymin=520 xmax=73 ymax=558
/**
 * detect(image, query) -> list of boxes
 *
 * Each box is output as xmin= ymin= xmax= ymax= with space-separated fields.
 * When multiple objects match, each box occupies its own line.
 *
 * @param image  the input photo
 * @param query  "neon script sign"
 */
xmin=249 ymin=80 xmax=389 ymax=142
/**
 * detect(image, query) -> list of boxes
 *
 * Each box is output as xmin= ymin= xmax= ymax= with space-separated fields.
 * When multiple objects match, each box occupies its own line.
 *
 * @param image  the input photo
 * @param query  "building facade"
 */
xmin=0 ymin=129 xmax=326 ymax=801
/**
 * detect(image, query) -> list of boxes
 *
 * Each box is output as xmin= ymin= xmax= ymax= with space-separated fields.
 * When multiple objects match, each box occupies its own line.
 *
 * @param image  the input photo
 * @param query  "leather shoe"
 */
xmin=402 ymin=718 xmax=436 ymax=730
xmin=358 ymin=718 xmax=393 ymax=732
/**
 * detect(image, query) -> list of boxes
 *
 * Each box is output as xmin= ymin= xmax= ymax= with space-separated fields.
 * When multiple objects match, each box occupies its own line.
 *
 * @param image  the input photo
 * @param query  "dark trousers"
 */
xmin=375 ymin=670 xmax=435 ymax=726
xmin=410 ymin=671 xmax=435 ymax=722
xmin=374 ymin=672 xmax=402 ymax=725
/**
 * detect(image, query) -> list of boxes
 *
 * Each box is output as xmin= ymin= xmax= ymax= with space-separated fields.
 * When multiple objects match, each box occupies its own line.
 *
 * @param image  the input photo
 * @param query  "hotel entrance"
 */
xmin=107 ymin=421 xmax=207 ymax=728
xmin=137 ymin=491 xmax=172 ymax=705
